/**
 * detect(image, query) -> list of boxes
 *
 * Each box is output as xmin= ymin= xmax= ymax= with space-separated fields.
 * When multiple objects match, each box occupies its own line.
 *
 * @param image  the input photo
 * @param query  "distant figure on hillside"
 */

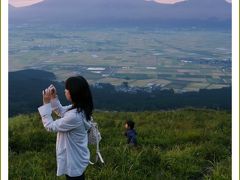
xmin=38 ymin=76 xmax=93 ymax=180
xmin=124 ymin=120 xmax=137 ymax=147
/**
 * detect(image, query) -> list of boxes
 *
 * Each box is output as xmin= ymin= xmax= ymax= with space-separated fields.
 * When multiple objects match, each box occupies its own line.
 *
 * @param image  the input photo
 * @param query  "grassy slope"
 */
xmin=9 ymin=109 xmax=231 ymax=180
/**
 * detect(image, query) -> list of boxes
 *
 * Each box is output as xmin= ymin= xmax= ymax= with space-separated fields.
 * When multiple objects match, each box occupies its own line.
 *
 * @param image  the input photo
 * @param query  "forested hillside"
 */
xmin=9 ymin=69 xmax=231 ymax=117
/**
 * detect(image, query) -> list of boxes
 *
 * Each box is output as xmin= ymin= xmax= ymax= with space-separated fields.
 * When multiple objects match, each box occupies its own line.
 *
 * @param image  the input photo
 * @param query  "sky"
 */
xmin=9 ymin=0 xmax=232 ymax=8
xmin=145 ymin=0 xmax=186 ymax=4
xmin=9 ymin=0 xmax=44 ymax=7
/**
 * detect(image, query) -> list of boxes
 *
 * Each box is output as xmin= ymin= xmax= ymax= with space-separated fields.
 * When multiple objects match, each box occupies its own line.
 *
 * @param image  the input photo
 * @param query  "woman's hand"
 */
xmin=42 ymin=88 xmax=51 ymax=104
xmin=48 ymin=84 xmax=57 ymax=99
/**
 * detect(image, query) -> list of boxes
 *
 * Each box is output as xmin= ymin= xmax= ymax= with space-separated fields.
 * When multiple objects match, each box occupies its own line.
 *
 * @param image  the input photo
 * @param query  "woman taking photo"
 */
xmin=38 ymin=76 xmax=93 ymax=180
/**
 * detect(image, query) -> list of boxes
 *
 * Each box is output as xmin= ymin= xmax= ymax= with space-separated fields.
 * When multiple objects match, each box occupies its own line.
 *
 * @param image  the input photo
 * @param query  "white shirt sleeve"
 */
xmin=50 ymin=98 xmax=72 ymax=118
xmin=38 ymin=103 xmax=81 ymax=132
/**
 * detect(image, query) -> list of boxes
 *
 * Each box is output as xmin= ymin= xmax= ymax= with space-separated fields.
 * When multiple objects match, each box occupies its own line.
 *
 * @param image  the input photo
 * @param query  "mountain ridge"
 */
xmin=9 ymin=0 xmax=231 ymax=25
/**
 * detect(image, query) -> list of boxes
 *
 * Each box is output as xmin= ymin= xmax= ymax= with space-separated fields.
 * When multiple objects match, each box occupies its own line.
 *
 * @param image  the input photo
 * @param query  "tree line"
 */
xmin=9 ymin=69 xmax=231 ymax=117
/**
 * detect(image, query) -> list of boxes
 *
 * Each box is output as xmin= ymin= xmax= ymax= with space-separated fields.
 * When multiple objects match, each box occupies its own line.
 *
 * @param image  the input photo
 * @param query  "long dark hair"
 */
xmin=65 ymin=76 xmax=93 ymax=121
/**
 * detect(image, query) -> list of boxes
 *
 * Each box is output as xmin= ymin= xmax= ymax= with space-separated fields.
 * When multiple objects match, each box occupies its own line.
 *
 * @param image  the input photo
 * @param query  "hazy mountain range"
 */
xmin=9 ymin=0 xmax=231 ymax=26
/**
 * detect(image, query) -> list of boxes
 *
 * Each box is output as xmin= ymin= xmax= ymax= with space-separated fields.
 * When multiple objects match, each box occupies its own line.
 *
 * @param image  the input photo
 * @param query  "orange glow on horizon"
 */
xmin=148 ymin=0 xmax=231 ymax=4
xmin=146 ymin=0 xmax=186 ymax=4
xmin=9 ymin=0 xmax=44 ymax=7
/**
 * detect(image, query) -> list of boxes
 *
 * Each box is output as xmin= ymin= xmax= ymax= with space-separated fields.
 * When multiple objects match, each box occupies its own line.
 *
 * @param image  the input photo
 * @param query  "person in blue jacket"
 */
xmin=124 ymin=120 xmax=137 ymax=146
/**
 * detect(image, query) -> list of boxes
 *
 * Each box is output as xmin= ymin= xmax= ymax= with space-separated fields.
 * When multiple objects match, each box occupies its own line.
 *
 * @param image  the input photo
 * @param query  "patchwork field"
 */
xmin=9 ymin=25 xmax=231 ymax=91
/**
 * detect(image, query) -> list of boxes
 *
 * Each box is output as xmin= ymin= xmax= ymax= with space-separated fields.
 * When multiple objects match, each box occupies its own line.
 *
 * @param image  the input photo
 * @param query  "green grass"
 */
xmin=9 ymin=109 xmax=231 ymax=179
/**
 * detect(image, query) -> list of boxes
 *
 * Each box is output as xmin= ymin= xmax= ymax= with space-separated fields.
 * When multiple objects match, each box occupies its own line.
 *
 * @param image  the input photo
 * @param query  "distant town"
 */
xmin=9 ymin=25 xmax=231 ymax=92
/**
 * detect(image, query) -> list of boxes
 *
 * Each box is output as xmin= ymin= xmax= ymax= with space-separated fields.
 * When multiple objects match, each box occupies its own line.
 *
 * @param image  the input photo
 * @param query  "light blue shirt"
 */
xmin=38 ymin=98 xmax=91 ymax=177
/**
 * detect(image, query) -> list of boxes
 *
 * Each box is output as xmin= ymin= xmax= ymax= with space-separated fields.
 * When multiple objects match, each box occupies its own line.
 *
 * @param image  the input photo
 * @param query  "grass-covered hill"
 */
xmin=9 ymin=109 xmax=231 ymax=180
